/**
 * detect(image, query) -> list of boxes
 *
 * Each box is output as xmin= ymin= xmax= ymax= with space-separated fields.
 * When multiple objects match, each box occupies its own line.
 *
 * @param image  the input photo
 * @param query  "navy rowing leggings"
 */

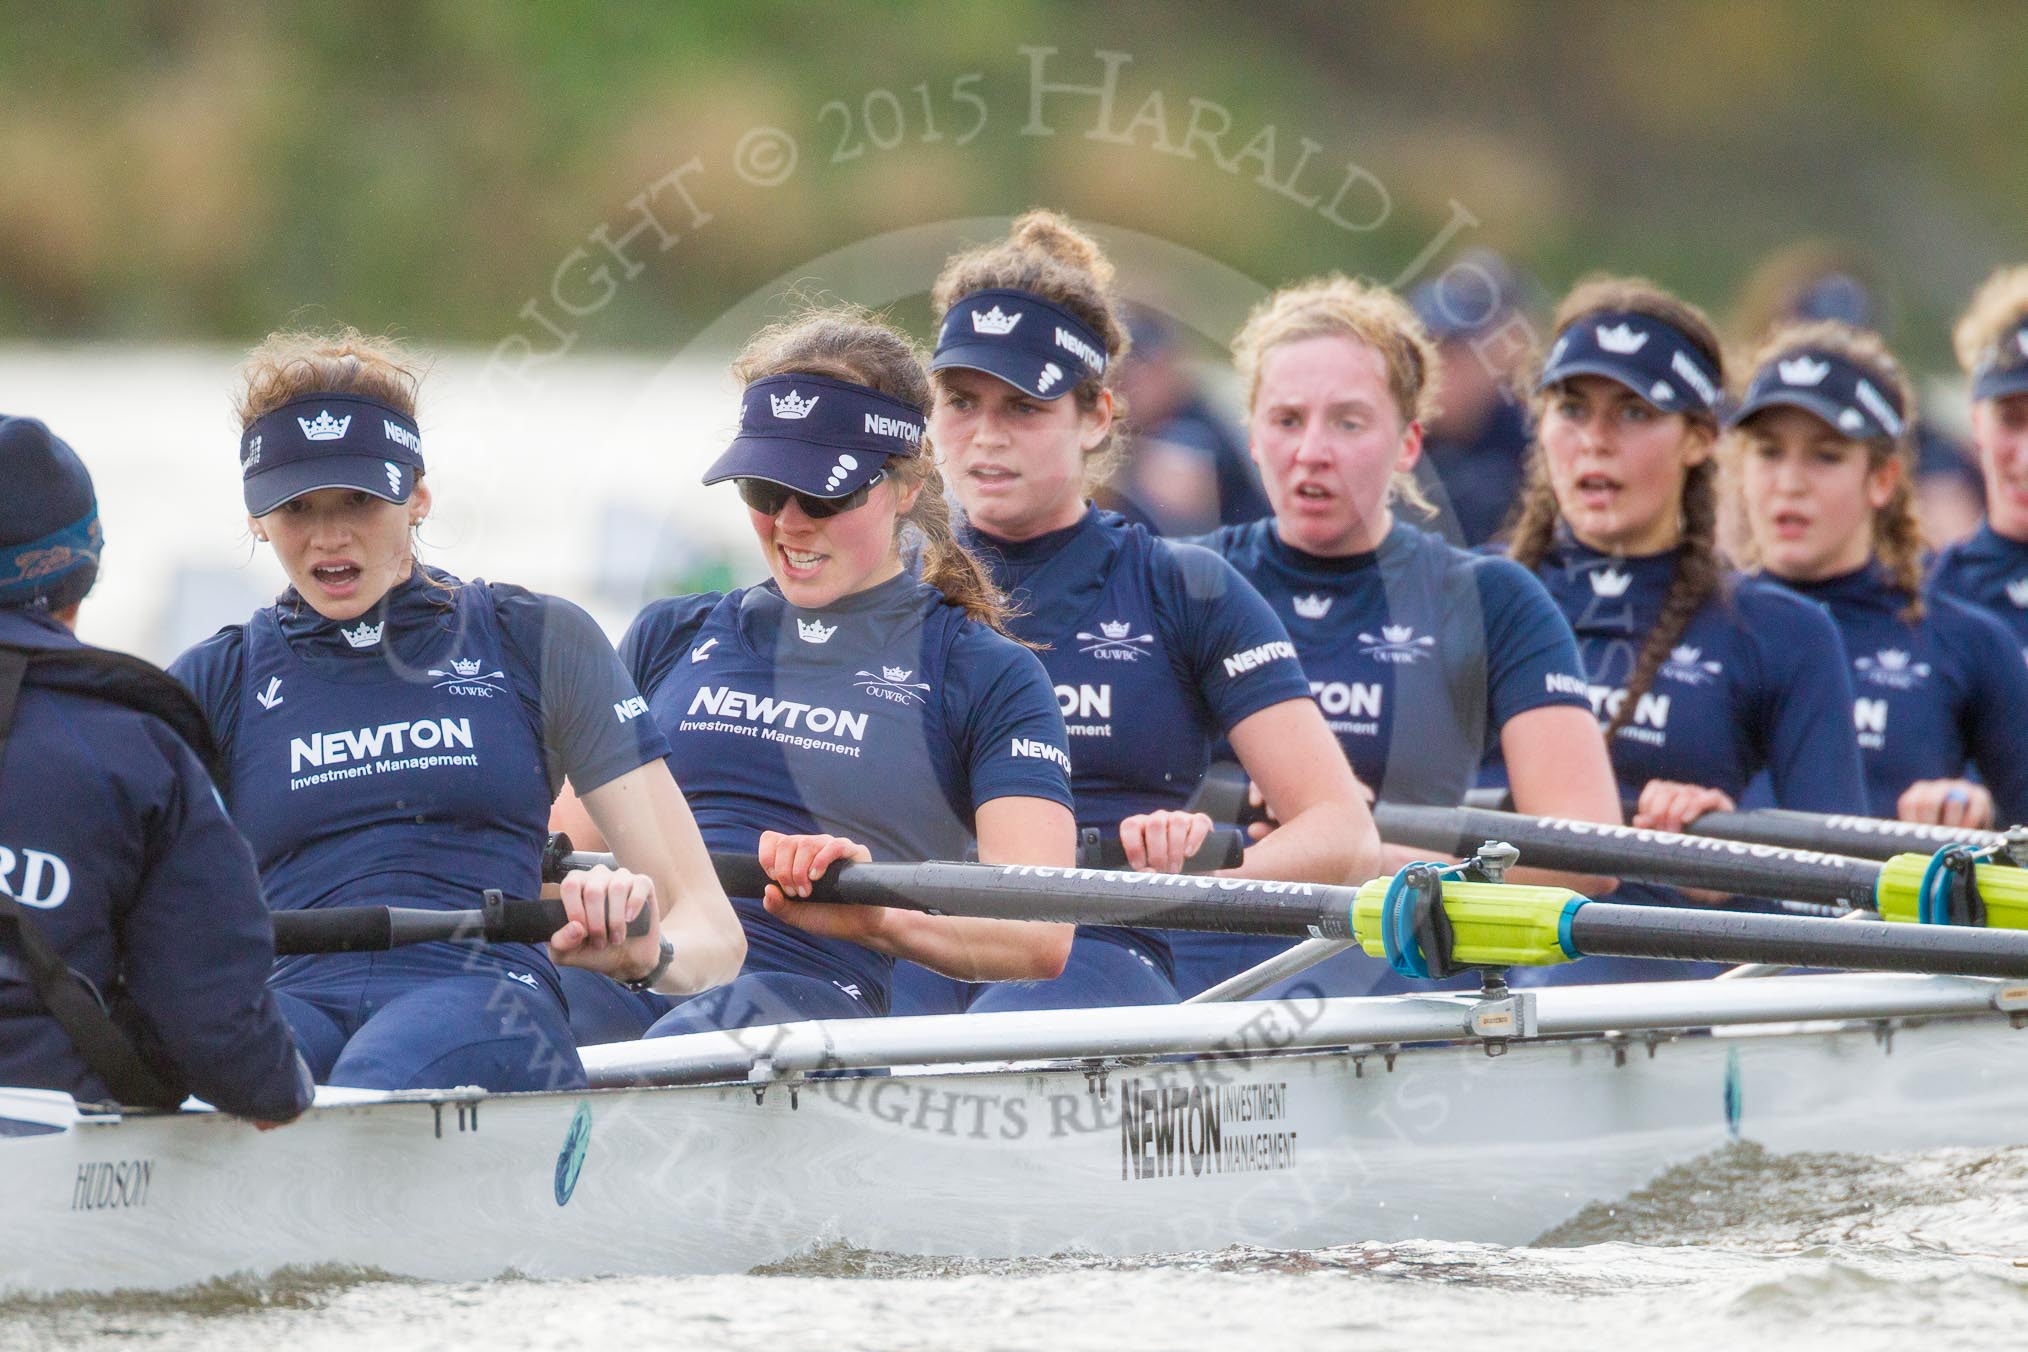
xmin=966 ymin=932 xmax=1178 ymax=1012
xmin=554 ymin=967 xmax=675 ymax=1045
xmin=272 ymin=947 xmax=584 ymax=1092
xmin=644 ymin=970 xmax=878 ymax=1038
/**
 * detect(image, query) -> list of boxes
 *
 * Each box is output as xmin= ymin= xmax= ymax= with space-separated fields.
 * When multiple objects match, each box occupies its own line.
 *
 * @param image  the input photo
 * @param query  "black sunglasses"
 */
xmin=736 ymin=471 xmax=884 ymax=519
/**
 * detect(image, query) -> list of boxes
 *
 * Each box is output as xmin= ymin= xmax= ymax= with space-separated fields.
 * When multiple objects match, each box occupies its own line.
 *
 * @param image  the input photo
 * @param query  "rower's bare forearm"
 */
xmin=654 ymin=913 xmax=747 ymax=993
xmin=1233 ymin=800 xmax=1381 ymax=886
xmin=884 ymin=913 xmax=1075 ymax=982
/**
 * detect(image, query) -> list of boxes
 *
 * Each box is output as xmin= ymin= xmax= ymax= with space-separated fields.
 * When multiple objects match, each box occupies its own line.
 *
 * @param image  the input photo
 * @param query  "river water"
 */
xmin=7 ymin=1141 xmax=2024 ymax=1351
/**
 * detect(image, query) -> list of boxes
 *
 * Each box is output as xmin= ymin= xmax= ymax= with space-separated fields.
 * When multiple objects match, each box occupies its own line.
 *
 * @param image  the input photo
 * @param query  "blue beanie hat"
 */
xmin=0 ymin=415 xmax=102 ymax=609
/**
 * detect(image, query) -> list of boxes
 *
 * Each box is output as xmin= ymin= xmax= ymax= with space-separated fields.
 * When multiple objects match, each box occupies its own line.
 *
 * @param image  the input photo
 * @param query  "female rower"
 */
xmin=1498 ymin=279 xmax=1865 ymax=981
xmin=1930 ymin=267 xmax=2028 ymax=658
xmin=1 ymin=415 xmax=308 ymax=1120
xmin=1729 ymin=322 xmax=2028 ymax=828
xmin=1171 ymin=276 xmax=1621 ymax=999
xmin=171 ymin=330 xmax=742 ymax=1091
xmin=560 ymin=306 xmax=1078 ymax=1039
xmin=895 ymin=212 xmax=1378 ymax=1015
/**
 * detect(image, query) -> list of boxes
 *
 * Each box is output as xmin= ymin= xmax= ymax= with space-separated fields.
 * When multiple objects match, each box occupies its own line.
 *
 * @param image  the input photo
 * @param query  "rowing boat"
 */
xmin=7 ymin=970 xmax=2027 ymax=1295
xmin=15 ymin=818 xmax=2028 ymax=1296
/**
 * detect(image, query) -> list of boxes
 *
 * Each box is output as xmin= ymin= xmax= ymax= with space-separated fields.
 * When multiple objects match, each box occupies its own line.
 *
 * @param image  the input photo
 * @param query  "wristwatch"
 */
xmin=624 ymin=936 xmax=677 ymax=993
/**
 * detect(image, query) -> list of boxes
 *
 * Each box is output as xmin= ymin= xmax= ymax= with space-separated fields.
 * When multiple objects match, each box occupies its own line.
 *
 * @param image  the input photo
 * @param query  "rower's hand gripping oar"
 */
xmin=548 ymin=833 xmax=2028 ymax=980
xmin=270 ymin=890 xmax=653 ymax=956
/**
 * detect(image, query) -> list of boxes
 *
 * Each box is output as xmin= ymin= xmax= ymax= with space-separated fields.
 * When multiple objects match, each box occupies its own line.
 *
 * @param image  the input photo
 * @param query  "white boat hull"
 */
xmin=6 ymin=975 xmax=2027 ymax=1294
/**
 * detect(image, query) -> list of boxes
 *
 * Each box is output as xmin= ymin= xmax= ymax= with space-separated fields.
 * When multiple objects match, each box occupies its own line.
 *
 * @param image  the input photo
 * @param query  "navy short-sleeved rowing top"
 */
xmin=962 ymin=507 xmax=1312 ymax=975
xmin=622 ymin=572 xmax=1073 ymax=1008
xmin=1206 ymin=517 xmax=1590 ymax=806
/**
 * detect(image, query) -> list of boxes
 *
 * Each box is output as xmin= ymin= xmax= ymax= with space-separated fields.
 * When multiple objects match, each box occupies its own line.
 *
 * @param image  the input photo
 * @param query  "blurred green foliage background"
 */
xmin=3 ymin=0 xmax=2022 ymax=366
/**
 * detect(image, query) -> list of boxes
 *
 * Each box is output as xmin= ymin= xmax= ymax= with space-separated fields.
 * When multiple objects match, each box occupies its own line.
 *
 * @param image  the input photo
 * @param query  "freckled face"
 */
xmin=1249 ymin=334 xmax=1420 ymax=557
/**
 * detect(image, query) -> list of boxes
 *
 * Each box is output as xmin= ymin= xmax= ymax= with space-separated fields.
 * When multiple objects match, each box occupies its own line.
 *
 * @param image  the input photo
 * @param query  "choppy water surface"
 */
xmin=9 ymin=1143 xmax=2027 ymax=1352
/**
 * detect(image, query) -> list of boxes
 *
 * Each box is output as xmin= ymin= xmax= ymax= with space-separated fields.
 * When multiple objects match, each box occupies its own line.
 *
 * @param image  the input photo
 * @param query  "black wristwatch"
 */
xmin=624 ymin=936 xmax=677 ymax=993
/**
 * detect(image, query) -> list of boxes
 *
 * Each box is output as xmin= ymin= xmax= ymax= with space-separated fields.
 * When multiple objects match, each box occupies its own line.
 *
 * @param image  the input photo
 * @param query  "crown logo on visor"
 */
xmin=299 ymin=410 xmax=352 ymax=441
xmin=1595 ymin=323 xmax=1648 ymax=355
xmin=796 ymin=618 xmax=837 ymax=644
xmin=1100 ymin=620 xmax=1132 ymax=640
xmin=341 ymin=620 xmax=383 ymax=649
xmin=451 ymin=657 xmax=483 ymax=677
xmin=1292 ymin=593 xmax=1332 ymax=620
xmin=1778 ymin=356 xmax=1831 ymax=387
xmin=1589 ymin=567 xmax=1633 ymax=598
xmin=239 ymin=435 xmax=262 ymax=473
xmin=971 ymin=305 xmax=1022 ymax=336
xmin=770 ymin=389 xmax=819 ymax=420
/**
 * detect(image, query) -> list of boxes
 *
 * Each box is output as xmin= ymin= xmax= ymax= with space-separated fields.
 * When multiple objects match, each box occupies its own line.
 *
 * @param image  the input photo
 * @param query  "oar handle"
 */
xmin=1373 ymin=803 xmax=1882 ymax=907
xmin=271 ymin=892 xmax=652 ymax=956
xmin=1075 ymin=827 xmax=1246 ymax=873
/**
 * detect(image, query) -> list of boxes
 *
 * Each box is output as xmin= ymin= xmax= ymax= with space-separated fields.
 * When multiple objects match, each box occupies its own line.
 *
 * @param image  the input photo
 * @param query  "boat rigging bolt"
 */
xmin=1467 ymin=840 xmax=1521 ymax=884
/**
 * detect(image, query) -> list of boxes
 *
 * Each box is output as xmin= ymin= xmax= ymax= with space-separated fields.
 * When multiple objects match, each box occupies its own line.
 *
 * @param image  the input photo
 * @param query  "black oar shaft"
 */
xmin=1570 ymin=903 xmax=2028 ymax=979
xmin=1685 ymin=808 xmax=2003 ymax=862
xmin=550 ymin=846 xmax=2028 ymax=979
xmin=1373 ymin=803 xmax=1883 ymax=907
xmin=711 ymin=853 xmax=1349 ymax=939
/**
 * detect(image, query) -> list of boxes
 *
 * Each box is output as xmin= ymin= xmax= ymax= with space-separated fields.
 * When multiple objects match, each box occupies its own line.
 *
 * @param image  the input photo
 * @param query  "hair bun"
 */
xmin=1008 ymin=209 xmax=1115 ymax=290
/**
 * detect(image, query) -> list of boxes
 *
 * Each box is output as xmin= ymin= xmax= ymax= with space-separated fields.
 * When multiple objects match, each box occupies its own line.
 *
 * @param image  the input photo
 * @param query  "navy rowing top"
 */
xmin=1928 ymin=523 xmax=2028 ymax=660
xmin=622 ymin=572 xmax=1073 ymax=1009
xmin=1770 ymin=564 xmax=2028 ymax=824
xmin=1204 ymin=517 xmax=1590 ymax=806
xmin=963 ymin=507 xmax=1312 ymax=974
xmin=1494 ymin=538 xmax=1866 ymax=812
xmin=172 ymin=568 xmax=667 ymax=991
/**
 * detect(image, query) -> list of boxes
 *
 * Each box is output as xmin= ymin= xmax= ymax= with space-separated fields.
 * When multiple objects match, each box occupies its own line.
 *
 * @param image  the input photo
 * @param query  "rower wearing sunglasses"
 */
xmin=555 ymin=306 xmax=1078 ymax=1039
xmin=893 ymin=212 xmax=1379 ymax=1015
